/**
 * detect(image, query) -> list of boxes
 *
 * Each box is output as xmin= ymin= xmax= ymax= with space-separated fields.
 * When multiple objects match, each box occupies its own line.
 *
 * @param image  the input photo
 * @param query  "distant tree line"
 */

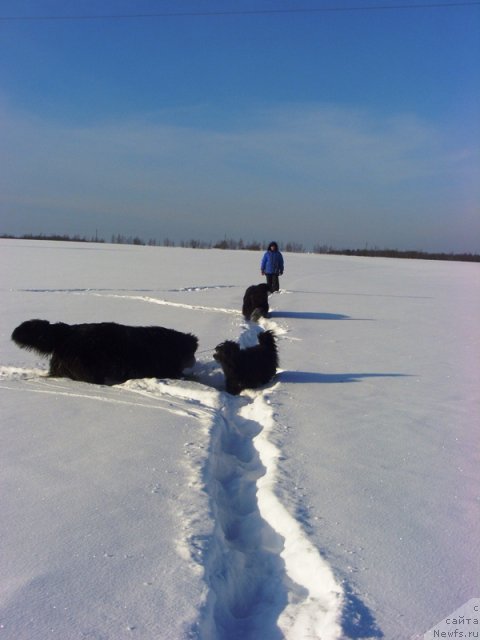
xmin=1 ymin=232 xmax=478 ymax=262
xmin=311 ymin=244 xmax=480 ymax=263
xmin=1 ymin=232 xmax=105 ymax=244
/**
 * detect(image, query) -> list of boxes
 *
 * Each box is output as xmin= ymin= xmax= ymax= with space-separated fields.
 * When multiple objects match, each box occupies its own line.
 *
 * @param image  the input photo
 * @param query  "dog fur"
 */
xmin=213 ymin=330 xmax=278 ymax=395
xmin=242 ymin=283 xmax=270 ymax=321
xmin=11 ymin=319 xmax=198 ymax=385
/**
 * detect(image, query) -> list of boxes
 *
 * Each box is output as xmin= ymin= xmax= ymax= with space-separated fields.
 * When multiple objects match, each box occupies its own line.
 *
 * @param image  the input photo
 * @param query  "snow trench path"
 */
xmin=196 ymin=384 xmax=344 ymax=640
xmin=177 ymin=295 xmax=345 ymax=639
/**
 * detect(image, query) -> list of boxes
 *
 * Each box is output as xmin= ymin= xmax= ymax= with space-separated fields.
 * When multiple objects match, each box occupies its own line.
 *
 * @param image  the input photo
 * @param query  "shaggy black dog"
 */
xmin=213 ymin=330 xmax=278 ymax=395
xmin=242 ymin=283 xmax=270 ymax=321
xmin=11 ymin=319 xmax=198 ymax=385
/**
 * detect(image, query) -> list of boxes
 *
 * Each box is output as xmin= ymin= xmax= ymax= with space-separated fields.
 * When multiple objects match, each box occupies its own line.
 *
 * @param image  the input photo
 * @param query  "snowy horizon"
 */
xmin=2 ymin=235 xmax=479 ymax=262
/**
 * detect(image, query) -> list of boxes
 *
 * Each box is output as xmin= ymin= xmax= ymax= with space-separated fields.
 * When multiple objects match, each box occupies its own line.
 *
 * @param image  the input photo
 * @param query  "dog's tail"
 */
xmin=11 ymin=319 xmax=70 ymax=356
xmin=258 ymin=329 xmax=276 ymax=347
xmin=258 ymin=330 xmax=279 ymax=369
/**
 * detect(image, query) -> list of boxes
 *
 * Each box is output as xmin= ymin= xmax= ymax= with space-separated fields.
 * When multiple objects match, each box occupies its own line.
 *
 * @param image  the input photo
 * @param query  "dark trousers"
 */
xmin=266 ymin=273 xmax=280 ymax=293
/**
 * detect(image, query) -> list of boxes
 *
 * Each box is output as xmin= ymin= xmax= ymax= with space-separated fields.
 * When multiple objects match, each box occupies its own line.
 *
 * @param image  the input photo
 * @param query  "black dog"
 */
xmin=11 ymin=319 xmax=198 ymax=385
xmin=242 ymin=283 xmax=270 ymax=321
xmin=213 ymin=330 xmax=278 ymax=395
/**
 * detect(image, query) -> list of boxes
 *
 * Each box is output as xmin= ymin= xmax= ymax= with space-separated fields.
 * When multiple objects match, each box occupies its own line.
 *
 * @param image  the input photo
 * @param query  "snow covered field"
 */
xmin=1 ymin=239 xmax=478 ymax=640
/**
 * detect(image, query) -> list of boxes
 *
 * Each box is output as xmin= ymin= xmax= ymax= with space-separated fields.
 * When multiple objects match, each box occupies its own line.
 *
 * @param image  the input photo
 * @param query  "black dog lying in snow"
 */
xmin=213 ymin=330 xmax=278 ymax=395
xmin=242 ymin=283 xmax=270 ymax=321
xmin=11 ymin=319 xmax=198 ymax=385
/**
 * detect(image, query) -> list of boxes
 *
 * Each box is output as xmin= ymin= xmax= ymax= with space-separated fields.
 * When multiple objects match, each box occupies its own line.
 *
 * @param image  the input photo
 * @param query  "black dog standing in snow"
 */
xmin=242 ymin=283 xmax=270 ymax=322
xmin=11 ymin=319 xmax=198 ymax=385
xmin=213 ymin=330 xmax=278 ymax=395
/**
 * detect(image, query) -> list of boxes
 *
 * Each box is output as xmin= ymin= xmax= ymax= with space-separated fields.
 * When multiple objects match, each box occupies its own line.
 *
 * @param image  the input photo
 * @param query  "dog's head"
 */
xmin=11 ymin=319 xmax=70 ymax=355
xmin=213 ymin=340 xmax=240 ymax=364
xmin=182 ymin=332 xmax=199 ymax=354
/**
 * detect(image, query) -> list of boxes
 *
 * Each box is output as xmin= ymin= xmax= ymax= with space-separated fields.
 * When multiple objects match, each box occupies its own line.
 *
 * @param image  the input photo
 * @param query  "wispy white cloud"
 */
xmin=1 ymin=101 xmax=478 ymax=251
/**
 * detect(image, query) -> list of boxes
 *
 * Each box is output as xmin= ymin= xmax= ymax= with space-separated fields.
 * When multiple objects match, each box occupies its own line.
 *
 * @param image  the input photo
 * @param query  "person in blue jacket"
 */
xmin=261 ymin=241 xmax=284 ymax=293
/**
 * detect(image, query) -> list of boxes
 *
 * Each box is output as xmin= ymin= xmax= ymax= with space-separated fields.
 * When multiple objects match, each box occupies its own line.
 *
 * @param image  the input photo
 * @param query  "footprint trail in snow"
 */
xmin=189 ymin=295 xmax=344 ymax=639
xmin=193 ymin=382 xmax=344 ymax=640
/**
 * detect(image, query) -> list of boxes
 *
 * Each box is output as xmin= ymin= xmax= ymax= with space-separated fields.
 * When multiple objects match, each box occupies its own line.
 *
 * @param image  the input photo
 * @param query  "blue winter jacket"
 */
xmin=261 ymin=248 xmax=284 ymax=275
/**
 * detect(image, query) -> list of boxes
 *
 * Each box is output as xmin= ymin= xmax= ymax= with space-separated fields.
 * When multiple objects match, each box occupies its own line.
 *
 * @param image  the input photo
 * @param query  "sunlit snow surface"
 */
xmin=1 ymin=240 xmax=479 ymax=640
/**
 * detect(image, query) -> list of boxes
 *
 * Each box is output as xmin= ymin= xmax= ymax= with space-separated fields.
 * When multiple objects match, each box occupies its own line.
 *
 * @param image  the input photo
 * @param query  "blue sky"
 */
xmin=1 ymin=0 xmax=479 ymax=252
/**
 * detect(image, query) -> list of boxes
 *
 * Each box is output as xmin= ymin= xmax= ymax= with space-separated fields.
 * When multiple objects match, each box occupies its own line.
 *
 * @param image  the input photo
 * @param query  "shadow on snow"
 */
xmin=278 ymin=371 xmax=411 ymax=384
xmin=269 ymin=311 xmax=352 ymax=321
xmin=342 ymin=583 xmax=384 ymax=638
